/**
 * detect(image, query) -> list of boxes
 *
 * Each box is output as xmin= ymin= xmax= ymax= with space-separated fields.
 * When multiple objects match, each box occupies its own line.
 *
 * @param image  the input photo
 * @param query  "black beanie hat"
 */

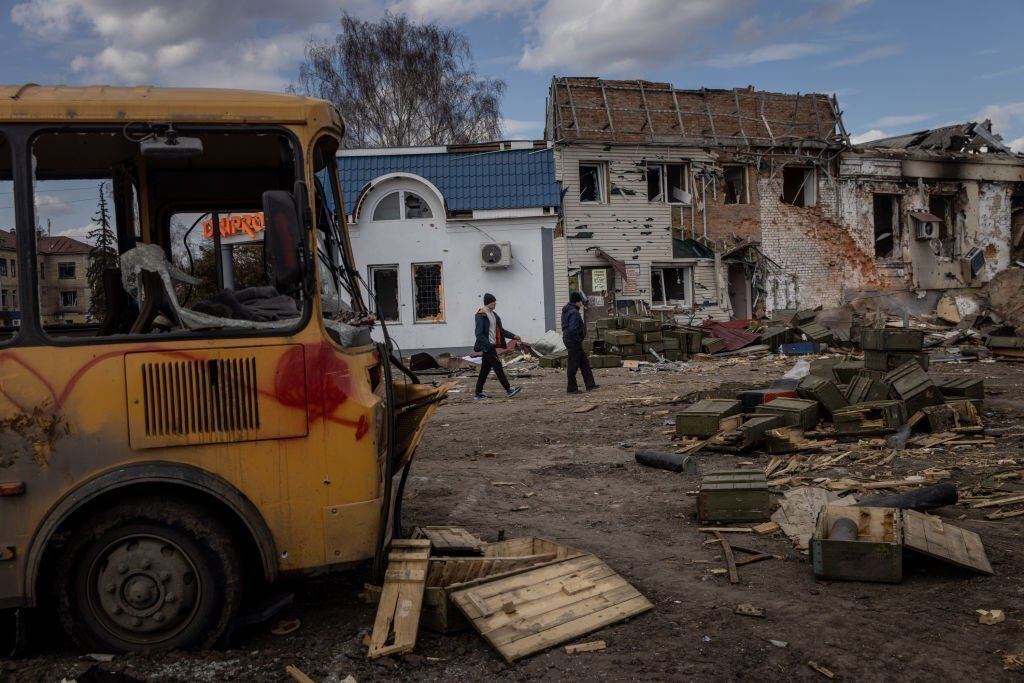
xmin=569 ymin=291 xmax=584 ymax=303
xmin=483 ymin=293 xmax=496 ymax=305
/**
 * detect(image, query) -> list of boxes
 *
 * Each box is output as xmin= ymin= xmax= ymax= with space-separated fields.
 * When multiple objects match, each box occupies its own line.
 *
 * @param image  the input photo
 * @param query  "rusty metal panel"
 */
xmin=125 ymin=346 xmax=308 ymax=449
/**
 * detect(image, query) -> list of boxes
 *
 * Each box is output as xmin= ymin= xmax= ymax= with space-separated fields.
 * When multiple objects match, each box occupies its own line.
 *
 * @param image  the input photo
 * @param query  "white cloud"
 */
xmin=981 ymin=64 xmax=1024 ymax=80
xmin=10 ymin=0 xmax=354 ymax=90
xmin=388 ymin=0 xmax=534 ymax=24
xmin=519 ymin=0 xmax=744 ymax=72
xmin=1008 ymin=137 xmax=1024 ymax=153
xmin=872 ymin=114 xmax=929 ymax=128
xmin=502 ymin=118 xmax=544 ymax=139
xmin=830 ymin=43 xmax=902 ymax=67
xmin=850 ymin=129 xmax=887 ymax=144
xmin=34 ymin=193 xmax=75 ymax=217
xmin=56 ymin=222 xmax=99 ymax=244
xmin=976 ymin=102 xmax=1024 ymax=136
xmin=707 ymin=42 xmax=830 ymax=69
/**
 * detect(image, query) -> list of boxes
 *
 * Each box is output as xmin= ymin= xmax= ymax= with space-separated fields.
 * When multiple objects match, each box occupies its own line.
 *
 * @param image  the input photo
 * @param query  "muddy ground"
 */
xmin=8 ymin=354 xmax=1024 ymax=682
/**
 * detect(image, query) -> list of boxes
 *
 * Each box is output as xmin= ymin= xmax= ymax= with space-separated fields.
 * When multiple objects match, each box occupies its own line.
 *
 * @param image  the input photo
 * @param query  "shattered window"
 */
xmin=404 ymin=192 xmax=432 ymax=219
xmin=579 ymin=162 xmax=606 ymax=203
xmin=929 ymin=195 xmax=956 ymax=256
xmin=666 ymin=165 xmax=689 ymax=203
xmin=369 ymin=264 xmax=400 ymax=322
xmin=60 ymin=290 xmax=78 ymax=308
xmin=646 ymin=165 xmax=663 ymax=202
xmin=724 ymin=166 xmax=747 ymax=204
xmin=873 ymin=194 xmax=898 ymax=258
xmin=652 ymin=266 xmax=692 ymax=306
xmin=412 ymin=262 xmax=444 ymax=322
xmin=782 ymin=167 xmax=816 ymax=207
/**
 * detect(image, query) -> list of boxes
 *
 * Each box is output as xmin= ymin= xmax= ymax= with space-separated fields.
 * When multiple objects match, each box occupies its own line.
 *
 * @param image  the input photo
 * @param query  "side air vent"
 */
xmin=141 ymin=358 xmax=260 ymax=436
xmin=125 ymin=346 xmax=308 ymax=449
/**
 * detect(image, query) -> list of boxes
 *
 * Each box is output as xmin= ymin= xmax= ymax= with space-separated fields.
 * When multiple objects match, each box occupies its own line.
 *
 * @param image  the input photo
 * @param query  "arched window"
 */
xmin=371 ymin=190 xmax=433 ymax=221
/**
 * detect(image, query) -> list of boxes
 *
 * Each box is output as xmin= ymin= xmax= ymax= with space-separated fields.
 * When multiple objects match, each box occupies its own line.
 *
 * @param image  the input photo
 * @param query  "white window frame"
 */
xmin=651 ymin=265 xmax=694 ymax=307
xmin=371 ymin=190 xmax=434 ymax=221
xmin=368 ymin=263 xmax=401 ymax=323
xmin=578 ymin=161 xmax=608 ymax=203
xmin=723 ymin=165 xmax=749 ymax=205
xmin=782 ymin=166 xmax=817 ymax=207
xmin=59 ymin=290 xmax=78 ymax=308
xmin=646 ymin=163 xmax=690 ymax=204
xmin=411 ymin=261 xmax=445 ymax=324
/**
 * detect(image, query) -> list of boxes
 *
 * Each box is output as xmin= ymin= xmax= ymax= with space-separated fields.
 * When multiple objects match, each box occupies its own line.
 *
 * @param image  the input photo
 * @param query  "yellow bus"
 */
xmin=0 ymin=85 xmax=447 ymax=653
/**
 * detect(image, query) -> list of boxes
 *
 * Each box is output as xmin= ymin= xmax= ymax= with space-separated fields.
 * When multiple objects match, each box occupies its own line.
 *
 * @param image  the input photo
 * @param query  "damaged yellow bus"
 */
xmin=0 ymin=85 xmax=447 ymax=653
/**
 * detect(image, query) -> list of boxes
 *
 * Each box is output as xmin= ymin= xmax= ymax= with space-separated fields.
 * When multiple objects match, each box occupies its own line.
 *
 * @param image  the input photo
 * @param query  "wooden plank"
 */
xmin=565 ymin=640 xmax=606 ymax=654
xmin=972 ymin=494 xmax=1024 ymax=509
xmin=451 ymin=554 xmax=651 ymax=663
xmin=286 ymin=665 xmax=314 ymax=683
xmin=902 ymin=510 xmax=994 ymax=575
xmin=418 ymin=526 xmax=484 ymax=555
xmin=367 ymin=539 xmax=432 ymax=659
xmin=713 ymin=531 xmax=740 ymax=584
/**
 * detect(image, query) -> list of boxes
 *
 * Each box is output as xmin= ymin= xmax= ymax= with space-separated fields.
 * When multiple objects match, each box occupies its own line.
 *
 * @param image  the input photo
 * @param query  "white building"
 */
xmin=339 ymin=141 xmax=560 ymax=353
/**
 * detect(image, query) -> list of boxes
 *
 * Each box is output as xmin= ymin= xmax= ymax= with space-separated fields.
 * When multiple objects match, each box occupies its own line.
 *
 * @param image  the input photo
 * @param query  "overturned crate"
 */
xmin=884 ymin=361 xmax=944 ymax=414
xmin=833 ymin=400 xmax=907 ymax=436
xmin=707 ymin=415 xmax=782 ymax=452
xmin=797 ymin=375 xmax=849 ymax=418
xmin=845 ymin=374 xmax=891 ymax=405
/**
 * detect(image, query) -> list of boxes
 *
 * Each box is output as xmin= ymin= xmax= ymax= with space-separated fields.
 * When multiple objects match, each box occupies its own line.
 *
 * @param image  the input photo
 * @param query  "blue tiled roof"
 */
xmin=337 ymin=147 xmax=560 ymax=215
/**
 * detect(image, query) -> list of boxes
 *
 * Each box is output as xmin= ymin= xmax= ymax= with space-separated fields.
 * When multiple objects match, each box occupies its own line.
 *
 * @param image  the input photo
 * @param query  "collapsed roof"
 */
xmin=546 ymin=77 xmax=845 ymax=148
xmin=860 ymin=120 xmax=1014 ymax=154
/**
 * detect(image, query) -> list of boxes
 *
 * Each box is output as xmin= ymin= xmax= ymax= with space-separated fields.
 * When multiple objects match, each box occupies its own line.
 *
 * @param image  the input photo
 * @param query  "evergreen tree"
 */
xmin=86 ymin=182 xmax=118 ymax=322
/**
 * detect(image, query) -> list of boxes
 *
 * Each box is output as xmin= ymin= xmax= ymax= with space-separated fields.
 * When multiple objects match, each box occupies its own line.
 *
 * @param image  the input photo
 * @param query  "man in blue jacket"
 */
xmin=561 ymin=291 xmax=597 ymax=394
xmin=474 ymin=293 xmax=523 ymax=400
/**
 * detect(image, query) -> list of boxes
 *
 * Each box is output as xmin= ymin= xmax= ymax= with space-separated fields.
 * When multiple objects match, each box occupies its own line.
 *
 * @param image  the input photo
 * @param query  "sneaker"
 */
xmin=506 ymin=387 xmax=522 ymax=398
xmin=586 ymin=384 xmax=600 ymax=391
xmin=567 ymin=389 xmax=582 ymax=394
xmin=474 ymin=393 xmax=489 ymax=401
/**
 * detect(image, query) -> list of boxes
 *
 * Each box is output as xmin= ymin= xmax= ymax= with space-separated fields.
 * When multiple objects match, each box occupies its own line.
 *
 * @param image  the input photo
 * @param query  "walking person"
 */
xmin=474 ymin=293 xmax=523 ymax=400
xmin=561 ymin=291 xmax=597 ymax=394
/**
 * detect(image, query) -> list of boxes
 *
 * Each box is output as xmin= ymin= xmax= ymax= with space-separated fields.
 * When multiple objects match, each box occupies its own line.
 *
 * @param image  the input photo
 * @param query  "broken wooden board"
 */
xmin=565 ymin=640 xmax=606 ymax=654
xmin=414 ymin=526 xmax=485 ymax=556
xmin=902 ymin=509 xmax=994 ymax=575
xmin=367 ymin=538 xmax=432 ymax=659
xmin=771 ymin=486 xmax=856 ymax=550
xmin=450 ymin=553 xmax=652 ymax=663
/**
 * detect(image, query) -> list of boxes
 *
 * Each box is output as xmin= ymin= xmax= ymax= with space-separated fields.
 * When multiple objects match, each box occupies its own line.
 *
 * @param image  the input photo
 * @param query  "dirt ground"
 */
xmin=8 ymin=353 xmax=1024 ymax=682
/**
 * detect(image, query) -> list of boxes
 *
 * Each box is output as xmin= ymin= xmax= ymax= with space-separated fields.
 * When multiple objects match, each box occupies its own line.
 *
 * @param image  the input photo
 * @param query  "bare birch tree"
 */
xmin=292 ymin=12 xmax=505 ymax=148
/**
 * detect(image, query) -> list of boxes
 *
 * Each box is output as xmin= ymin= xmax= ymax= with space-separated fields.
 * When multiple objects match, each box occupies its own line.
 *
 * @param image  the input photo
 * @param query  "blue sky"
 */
xmin=1 ymin=0 xmax=1022 ymax=239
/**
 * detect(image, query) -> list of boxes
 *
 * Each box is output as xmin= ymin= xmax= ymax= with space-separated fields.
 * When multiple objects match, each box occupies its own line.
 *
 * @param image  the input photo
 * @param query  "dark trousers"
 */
xmin=565 ymin=344 xmax=596 ymax=392
xmin=476 ymin=349 xmax=510 ymax=394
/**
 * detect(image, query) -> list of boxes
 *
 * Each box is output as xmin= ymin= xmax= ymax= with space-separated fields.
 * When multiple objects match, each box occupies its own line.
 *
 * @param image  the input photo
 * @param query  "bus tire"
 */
xmin=56 ymin=498 xmax=242 ymax=653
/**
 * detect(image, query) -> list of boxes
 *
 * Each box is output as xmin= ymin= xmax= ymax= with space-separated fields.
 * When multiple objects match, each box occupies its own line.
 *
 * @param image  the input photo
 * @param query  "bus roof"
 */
xmin=0 ymin=84 xmax=343 ymax=129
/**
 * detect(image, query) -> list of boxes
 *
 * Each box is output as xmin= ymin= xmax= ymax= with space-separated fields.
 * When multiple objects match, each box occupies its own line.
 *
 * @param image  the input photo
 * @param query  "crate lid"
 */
xmin=901 ymin=510 xmax=994 ymax=575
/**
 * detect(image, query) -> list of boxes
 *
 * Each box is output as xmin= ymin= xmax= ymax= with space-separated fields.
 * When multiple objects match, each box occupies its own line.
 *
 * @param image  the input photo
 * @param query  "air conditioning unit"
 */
xmin=480 ymin=242 xmax=512 ymax=269
xmin=915 ymin=219 xmax=938 ymax=241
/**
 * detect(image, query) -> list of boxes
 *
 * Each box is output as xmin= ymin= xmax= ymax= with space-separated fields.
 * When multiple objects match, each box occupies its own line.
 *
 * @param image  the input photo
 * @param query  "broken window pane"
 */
xmin=404 ymin=192 xmax=432 ymax=219
xmin=929 ymin=195 xmax=956 ymax=256
xmin=724 ymin=166 xmax=747 ymax=204
xmin=873 ymin=194 xmax=897 ymax=258
xmin=651 ymin=266 xmax=692 ymax=306
xmin=782 ymin=167 xmax=815 ymax=207
xmin=373 ymin=191 xmax=401 ymax=220
xmin=666 ymin=165 xmax=689 ymax=203
xmin=579 ymin=163 xmax=604 ymax=203
xmin=412 ymin=262 xmax=444 ymax=322
xmin=646 ymin=165 xmax=663 ymax=202
xmin=369 ymin=264 xmax=400 ymax=322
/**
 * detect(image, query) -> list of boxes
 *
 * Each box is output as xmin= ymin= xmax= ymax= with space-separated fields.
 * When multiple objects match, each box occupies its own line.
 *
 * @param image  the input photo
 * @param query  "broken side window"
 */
xmin=651 ymin=266 xmax=693 ymax=307
xmin=646 ymin=165 xmax=663 ymax=202
xmin=412 ymin=262 xmax=444 ymax=322
xmin=929 ymin=195 xmax=956 ymax=257
xmin=873 ymin=194 xmax=899 ymax=258
xmin=782 ymin=167 xmax=816 ymax=207
xmin=579 ymin=162 xmax=606 ymax=203
xmin=368 ymin=264 xmax=400 ymax=323
xmin=724 ymin=166 xmax=748 ymax=204
xmin=666 ymin=164 xmax=689 ymax=204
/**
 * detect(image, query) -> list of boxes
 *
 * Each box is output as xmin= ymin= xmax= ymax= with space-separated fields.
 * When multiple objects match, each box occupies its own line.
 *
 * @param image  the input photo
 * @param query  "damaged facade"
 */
xmin=546 ymin=78 xmax=1024 ymax=324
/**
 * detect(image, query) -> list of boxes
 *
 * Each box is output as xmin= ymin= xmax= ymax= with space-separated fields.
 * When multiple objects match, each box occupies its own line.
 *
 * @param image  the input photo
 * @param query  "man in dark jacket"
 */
xmin=474 ymin=293 xmax=523 ymax=400
xmin=561 ymin=291 xmax=597 ymax=394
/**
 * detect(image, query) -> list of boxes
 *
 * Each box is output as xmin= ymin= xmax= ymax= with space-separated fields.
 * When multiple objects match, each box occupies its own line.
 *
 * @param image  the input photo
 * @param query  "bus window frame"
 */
xmin=3 ymin=122 xmax=313 ymax=349
xmin=312 ymin=134 xmax=365 ymax=316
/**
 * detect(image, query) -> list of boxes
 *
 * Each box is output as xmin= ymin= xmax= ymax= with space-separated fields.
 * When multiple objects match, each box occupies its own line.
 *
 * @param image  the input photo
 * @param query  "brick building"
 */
xmin=0 ymin=230 xmax=93 ymax=326
xmin=545 ymin=77 xmax=846 ymax=322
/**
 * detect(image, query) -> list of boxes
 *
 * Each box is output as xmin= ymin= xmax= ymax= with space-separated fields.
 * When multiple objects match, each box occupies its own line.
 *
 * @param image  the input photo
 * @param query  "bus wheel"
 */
xmin=56 ymin=499 xmax=242 ymax=653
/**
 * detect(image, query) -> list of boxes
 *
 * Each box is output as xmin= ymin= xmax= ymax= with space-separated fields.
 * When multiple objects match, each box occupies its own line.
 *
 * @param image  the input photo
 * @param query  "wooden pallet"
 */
xmin=450 ymin=553 xmax=651 ymax=663
xmin=367 ymin=539 xmax=432 ymax=659
xmin=414 ymin=526 xmax=485 ymax=556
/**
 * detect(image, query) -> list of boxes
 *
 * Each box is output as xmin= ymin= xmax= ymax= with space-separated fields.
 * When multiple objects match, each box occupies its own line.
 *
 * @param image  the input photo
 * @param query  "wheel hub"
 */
xmin=88 ymin=535 xmax=201 ymax=643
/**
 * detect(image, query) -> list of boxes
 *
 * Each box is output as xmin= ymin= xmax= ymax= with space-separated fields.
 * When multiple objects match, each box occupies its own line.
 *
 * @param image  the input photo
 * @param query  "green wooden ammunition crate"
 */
xmin=626 ymin=317 xmax=659 ymax=333
xmin=708 ymin=415 xmax=783 ymax=452
xmin=937 ymin=377 xmax=984 ymax=401
xmin=582 ymin=339 xmax=595 ymax=353
xmin=810 ymin=357 xmax=842 ymax=381
xmin=595 ymin=317 xmax=618 ymax=330
xmin=858 ymin=368 xmax=887 ymax=382
xmin=676 ymin=399 xmax=742 ymax=437
xmin=845 ymin=374 xmax=891 ymax=404
xmin=884 ymin=361 xmax=943 ymax=414
xmin=589 ymin=354 xmax=622 ymax=368
xmin=797 ymin=375 xmax=849 ymax=418
xmin=755 ymin=398 xmax=820 ymax=430
xmin=602 ymin=329 xmax=637 ymax=345
xmin=793 ymin=309 xmax=817 ymax=325
xmin=539 ymin=355 xmax=564 ymax=369
xmin=984 ymin=335 xmax=1024 ymax=349
xmin=698 ymin=470 xmax=771 ymax=523
xmin=860 ymin=328 xmax=924 ymax=351
xmin=833 ymin=360 xmax=865 ymax=384
xmin=701 ymin=337 xmax=727 ymax=354
xmin=608 ymin=343 xmax=642 ymax=356
xmin=624 ymin=354 xmax=648 ymax=362
xmin=833 ymin=400 xmax=907 ymax=436
xmin=663 ymin=349 xmax=686 ymax=361
xmin=586 ymin=321 xmax=598 ymax=337
xmin=864 ymin=349 xmax=929 ymax=372
xmin=637 ymin=330 xmax=663 ymax=343
xmin=661 ymin=337 xmax=681 ymax=351
xmin=799 ymin=322 xmax=834 ymax=344
xmin=759 ymin=326 xmax=789 ymax=351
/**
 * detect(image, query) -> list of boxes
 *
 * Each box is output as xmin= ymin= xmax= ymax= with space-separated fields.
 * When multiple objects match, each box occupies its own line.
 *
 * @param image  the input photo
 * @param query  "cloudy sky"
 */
xmin=2 ymin=0 xmax=1023 ymax=238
